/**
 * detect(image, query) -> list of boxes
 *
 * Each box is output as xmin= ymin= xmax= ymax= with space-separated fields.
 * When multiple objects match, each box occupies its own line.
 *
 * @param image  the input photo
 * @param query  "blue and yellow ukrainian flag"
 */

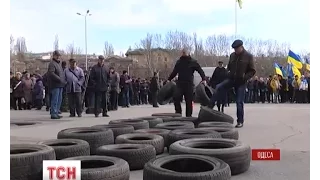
xmin=305 ymin=58 xmax=310 ymax=71
xmin=306 ymin=64 xmax=310 ymax=71
xmin=286 ymin=63 xmax=301 ymax=78
xmin=291 ymin=64 xmax=301 ymax=78
xmin=274 ymin=63 xmax=283 ymax=77
xmin=287 ymin=50 xmax=303 ymax=69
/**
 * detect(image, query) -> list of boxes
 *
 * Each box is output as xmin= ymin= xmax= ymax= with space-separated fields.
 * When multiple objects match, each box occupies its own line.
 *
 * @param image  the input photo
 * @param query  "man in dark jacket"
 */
xmin=150 ymin=72 xmax=160 ymax=108
xmin=120 ymin=70 xmax=131 ymax=107
xmin=209 ymin=61 xmax=227 ymax=88
xmin=168 ymin=49 xmax=206 ymax=117
xmin=47 ymin=50 xmax=66 ymax=119
xmin=109 ymin=67 xmax=120 ymax=110
xmin=209 ymin=61 xmax=228 ymax=112
xmin=89 ymin=55 xmax=110 ymax=117
xmin=209 ymin=40 xmax=256 ymax=128
xmin=10 ymin=72 xmax=14 ymax=109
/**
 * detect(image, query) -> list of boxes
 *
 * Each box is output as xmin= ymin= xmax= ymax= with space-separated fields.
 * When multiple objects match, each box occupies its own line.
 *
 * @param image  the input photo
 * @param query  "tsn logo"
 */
xmin=43 ymin=160 xmax=81 ymax=180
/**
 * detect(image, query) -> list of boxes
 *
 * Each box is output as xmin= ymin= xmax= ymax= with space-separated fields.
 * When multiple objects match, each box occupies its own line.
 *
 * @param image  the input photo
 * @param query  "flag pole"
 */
xmin=235 ymin=0 xmax=238 ymax=38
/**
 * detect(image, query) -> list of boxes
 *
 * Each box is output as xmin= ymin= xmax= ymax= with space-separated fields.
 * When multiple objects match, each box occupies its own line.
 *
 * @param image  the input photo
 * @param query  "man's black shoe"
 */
xmin=51 ymin=116 xmax=60 ymax=119
xmin=102 ymin=114 xmax=109 ymax=117
xmin=69 ymin=114 xmax=75 ymax=117
xmin=153 ymin=106 xmax=159 ymax=108
xmin=95 ymin=114 xmax=99 ymax=117
xmin=235 ymin=123 xmax=243 ymax=128
xmin=78 ymin=114 xmax=82 ymax=117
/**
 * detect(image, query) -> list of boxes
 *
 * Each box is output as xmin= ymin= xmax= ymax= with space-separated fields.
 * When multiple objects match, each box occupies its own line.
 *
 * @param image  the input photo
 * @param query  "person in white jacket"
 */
xmin=299 ymin=75 xmax=308 ymax=103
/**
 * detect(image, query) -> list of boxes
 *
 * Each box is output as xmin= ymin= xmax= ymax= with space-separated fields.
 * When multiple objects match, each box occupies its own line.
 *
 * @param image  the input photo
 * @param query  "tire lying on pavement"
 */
xmin=115 ymin=133 xmax=164 ymax=155
xmin=96 ymin=144 xmax=156 ymax=170
xmin=143 ymin=154 xmax=231 ymax=180
xmin=64 ymin=155 xmax=130 ymax=180
xmin=155 ymin=121 xmax=195 ymax=130
xmin=168 ymin=129 xmax=221 ymax=147
xmin=109 ymin=119 xmax=149 ymax=130
xmin=91 ymin=124 xmax=134 ymax=140
xmin=38 ymin=139 xmax=90 ymax=160
xmin=134 ymin=128 xmax=171 ymax=147
xmin=195 ymin=83 xmax=214 ymax=106
xmin=167 ymin=117 xmax=200 ymax=127
xmin=133 ymin=116 xmax=163 ymax=128
xmin=198 ymin=106 xmax=234 ymax=124
xmin=198 ymin=127 xmax=239 ymax=140
xmin=11 ymin=144 xmax=56 ymax=180
xmin=157 ymin=81 xmax=176 ymax=105
xmin=169 ymin=138 xmax=251 ymax=175
xmin=57 ymin=127 xmax=114 ymax=155
xmin=198 ymin=122 xmax=234 ymax=128
xmin=152 ymin=113 xmax=182 ymax=117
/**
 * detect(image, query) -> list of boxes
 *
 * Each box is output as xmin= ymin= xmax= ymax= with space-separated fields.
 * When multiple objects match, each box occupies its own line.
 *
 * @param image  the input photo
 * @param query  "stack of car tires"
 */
xmin=10 ymin=107 xmax=250 ymax=180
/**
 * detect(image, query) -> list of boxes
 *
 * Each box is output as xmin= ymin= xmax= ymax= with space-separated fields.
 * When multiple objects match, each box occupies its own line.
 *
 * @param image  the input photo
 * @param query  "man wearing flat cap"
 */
xmin=47 ymin=50 xmax=66 ymax=119
xmin=209 ymin=39 xmax=256 ymax=128
xmin=89 ymin=55 xmax=111 ymax=117
xmin=209 ymin=61 xmax=228 ymax=112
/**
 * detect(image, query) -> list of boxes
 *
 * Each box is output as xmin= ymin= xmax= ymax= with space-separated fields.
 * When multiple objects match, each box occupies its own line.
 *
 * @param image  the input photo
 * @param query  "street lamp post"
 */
xmin=77 ymin=10 xmax=91 ymax=70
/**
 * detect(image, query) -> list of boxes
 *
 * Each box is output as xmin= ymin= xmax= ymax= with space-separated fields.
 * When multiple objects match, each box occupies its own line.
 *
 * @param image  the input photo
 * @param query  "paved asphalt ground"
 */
xmin=10 ymin=103 xmax=310 ymax=180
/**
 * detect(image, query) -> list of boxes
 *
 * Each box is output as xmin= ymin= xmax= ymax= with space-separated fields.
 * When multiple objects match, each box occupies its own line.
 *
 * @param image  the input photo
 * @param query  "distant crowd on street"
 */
xmin=10 ymin=49 xmax=310 ymax=120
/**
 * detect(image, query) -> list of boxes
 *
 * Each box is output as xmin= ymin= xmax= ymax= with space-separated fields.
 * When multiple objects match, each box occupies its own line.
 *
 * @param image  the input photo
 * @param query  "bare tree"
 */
xmin=136 ymin=33 xmax=154 ymax=75
xmin=10 ymin=35 xmax=15 ymax=60
xmin=66 ymin=43 xmax=82 ymax=59
xmin=103 ymin=41 xmax=114 ymax=57
xmin=164 ymin=30 xmax=193 ymax=58
xmin=15 ymin=37 xmax=28 ymax=62
xmin=53 ymin=34 xmax=59 ymax=51
xmin=192 ymin=33 xmax=207 ymax=66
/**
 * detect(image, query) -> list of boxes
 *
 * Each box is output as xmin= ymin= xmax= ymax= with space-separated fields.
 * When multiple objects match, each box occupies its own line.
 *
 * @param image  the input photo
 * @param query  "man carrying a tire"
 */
xmin=168 ymin=49 xmax=206 ymax=117
xmin=209 ymin=40 xmax=256 ymax=128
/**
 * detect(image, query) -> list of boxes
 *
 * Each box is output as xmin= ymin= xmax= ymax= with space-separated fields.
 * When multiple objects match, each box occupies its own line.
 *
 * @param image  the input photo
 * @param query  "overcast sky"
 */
xmin=10 ymin=0 xmax=309 ymax=55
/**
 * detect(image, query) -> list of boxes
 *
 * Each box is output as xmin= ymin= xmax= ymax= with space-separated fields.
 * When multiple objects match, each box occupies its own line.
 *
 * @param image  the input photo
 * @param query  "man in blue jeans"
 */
xmin=209 ymin=40 xmax=256 ymax=128
xmin=47 ymin=50 xmax=66 ymax=119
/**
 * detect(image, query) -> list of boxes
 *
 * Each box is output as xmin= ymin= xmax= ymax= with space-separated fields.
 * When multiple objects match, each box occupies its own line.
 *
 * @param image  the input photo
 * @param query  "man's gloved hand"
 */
xmin=201 ymin=80 xmax=207 ymax=86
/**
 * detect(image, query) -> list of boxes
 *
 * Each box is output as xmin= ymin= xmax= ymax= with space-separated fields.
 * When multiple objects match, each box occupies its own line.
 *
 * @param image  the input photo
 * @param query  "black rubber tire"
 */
xmin=11 ymin=144 xmax=56 ymax=180
xmin=134 ymin=128 xmax=171 ymax=147
xmin=152 ymin=116 xmax=173 ymax=122
xmin=37 ymin=139 xmax=90 ymax=160
xmin=198 ymin=106 xmax=234 ymax=124
xmin=115 ymin=133 xmax=164 ymax=155
xmin=109 ymin=119 xmax=149 ymax=130
xmin=155 ymin=121 xmax=195 ymax=130
xmin=166 ymin=117 xmax=200 ymax=127
xmin=64 ymin=155 xmax=130 ymax=180
xmin=134 ymin=116 xmax=164 ymax=128
xmin=197 ymin=127 xmax=239 ymax=140
xmin=57 ymin=127 xmax=114 ymax=155
xmin=157 ymin=81 xmax=176 ymax=105
xmin=169 ymin=138 xmax=251 ymax=175
xmin=143 ymin=154 xmax=231 ymax=180
xmin=198 ymin=122 xmax=234 ymax=128
xmin=96 ymin=144 xmax=156 ymax=170
xmin=195 ymin=83 xmax=214 ymax=106
xmin=91 ymin=124 xmax=134 ymax=140
xmin=167 ymin=129 xmax=221 ymax=147
xmin=152 ymin=113 xmax=182 ymax=117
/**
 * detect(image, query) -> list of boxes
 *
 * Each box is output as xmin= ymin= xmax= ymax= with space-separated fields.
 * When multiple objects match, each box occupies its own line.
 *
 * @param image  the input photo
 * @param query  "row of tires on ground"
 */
xmin=11 ymin=107 xmax=249 ymax=180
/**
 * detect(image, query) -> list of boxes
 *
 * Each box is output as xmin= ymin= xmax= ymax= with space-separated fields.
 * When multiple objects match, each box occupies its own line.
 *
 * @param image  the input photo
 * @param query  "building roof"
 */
xmin=125 ymin=48 xmax=175 ymax=56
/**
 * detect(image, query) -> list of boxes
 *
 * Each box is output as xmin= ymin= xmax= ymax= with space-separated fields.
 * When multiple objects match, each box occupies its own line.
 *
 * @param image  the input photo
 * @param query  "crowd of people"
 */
xmin=10 ymin=41 xmax=310 ymax=124
xmin=10 ymin=51 xmax=165 ymax=119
